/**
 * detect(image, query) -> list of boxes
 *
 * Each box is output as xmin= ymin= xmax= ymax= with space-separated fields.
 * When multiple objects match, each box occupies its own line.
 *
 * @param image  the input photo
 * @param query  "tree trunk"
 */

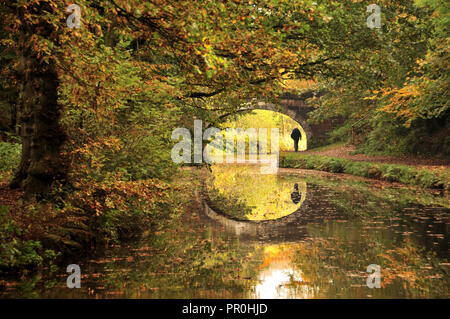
xmin=9 ymin=2 xmax=67 ymax=199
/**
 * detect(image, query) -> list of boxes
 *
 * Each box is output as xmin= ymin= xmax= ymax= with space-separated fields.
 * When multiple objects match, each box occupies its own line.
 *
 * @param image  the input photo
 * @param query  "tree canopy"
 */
xmin=0 ymin=0 xmax=447 ymax=195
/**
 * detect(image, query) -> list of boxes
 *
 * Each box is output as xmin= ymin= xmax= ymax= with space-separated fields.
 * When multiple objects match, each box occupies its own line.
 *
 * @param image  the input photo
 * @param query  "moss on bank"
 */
xmin=280 ymin=153 xmax=450 ymax=190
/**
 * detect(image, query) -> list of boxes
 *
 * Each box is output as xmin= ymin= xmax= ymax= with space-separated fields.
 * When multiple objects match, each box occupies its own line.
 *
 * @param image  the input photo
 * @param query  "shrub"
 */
xmin=343 ymin=161 xmax=371 ymax=177
xmin=382 ymin=166 xmax=405 ymax=183
xmin=0 ymin=141 xmax=21 ymax=178
xmin=367 ymin=166 xmax=383 ymax=179
xmin=0 ymin=206 xmax=43 ymax=270
xmin=415 ymin=170 xmax=444 ymax=189
xmin=328 ymin=158 xmax=345 ymax=173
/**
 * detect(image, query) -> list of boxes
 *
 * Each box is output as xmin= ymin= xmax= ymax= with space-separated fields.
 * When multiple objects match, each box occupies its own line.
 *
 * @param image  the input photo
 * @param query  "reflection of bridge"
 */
xmin=200 ymin=175 xmax=347 ymax=243
xmin=202 ymin=191 xmax=311 ymax=242
xmin=215 ymin=91 xmax=342 ymax=148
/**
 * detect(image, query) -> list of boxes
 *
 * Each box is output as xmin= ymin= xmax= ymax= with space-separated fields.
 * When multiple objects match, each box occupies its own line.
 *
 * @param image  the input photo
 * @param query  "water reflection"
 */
xmin=205 ymin=164 xmax=308 ymax=221
xmin=291 ymin=183 xmax=302 ymax=205
xmin=203 ymin=164 xmax=449 ymax=298
xmin=1 ymin=165 xmax=449 ymax=298
xmin=253 ymin=245 xmax=314 ymax=299
xmin=203 ymin=164 xmax=348 ymax=242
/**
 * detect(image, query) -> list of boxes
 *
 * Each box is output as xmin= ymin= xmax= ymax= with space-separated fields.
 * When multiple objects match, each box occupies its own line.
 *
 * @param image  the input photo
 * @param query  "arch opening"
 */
xmin=213 ymin=109 xmax=309 ymax=154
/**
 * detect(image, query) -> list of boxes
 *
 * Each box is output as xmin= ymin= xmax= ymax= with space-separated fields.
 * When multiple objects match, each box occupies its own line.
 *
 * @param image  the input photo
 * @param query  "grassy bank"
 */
xmin=280 ymin=152 xmax=450 ymax=190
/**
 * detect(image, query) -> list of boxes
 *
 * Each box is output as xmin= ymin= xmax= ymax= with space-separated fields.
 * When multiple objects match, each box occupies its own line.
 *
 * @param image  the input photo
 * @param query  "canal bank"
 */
xmin=280 ymin=152 xmax=450 ymax=191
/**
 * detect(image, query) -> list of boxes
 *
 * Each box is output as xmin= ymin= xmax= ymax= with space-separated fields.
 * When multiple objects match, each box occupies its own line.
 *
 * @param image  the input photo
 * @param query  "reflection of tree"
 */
xmin=5 ymin=169 xmax=447 ymax=298
xmin=291 ymin=221 xmax=449 ymax=298
xmin=206 ymin=164 xmax=307 ymax=220
xmin=1 ymin=209 xmax=264 ymax=298
xmin=253 ymin=244 xmax=315 ymax=299
xmin=90 ymin=212 xmax=264 ymax=298
xmin=241 ymin=173 xmax=450 ymax=298
xmin=205 ymin=183 xmax=254 ymax=220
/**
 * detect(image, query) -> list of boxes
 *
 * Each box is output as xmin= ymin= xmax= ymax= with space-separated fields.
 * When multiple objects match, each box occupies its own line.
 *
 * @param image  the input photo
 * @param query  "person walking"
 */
xmin=290 ymin=128 xmax=302 ymax=152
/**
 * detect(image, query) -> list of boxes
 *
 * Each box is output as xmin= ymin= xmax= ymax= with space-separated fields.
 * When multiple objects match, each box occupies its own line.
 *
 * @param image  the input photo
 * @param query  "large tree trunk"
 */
xmin=9 ymin=1 xmax=67 ymax=199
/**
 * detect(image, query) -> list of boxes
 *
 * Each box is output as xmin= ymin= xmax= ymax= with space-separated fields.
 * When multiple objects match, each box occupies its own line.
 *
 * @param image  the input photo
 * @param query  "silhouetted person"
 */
xmin=290 ymin=128 xmax=302 ymax=152
xmin=291 ymin=183 xmax=302 ymax=204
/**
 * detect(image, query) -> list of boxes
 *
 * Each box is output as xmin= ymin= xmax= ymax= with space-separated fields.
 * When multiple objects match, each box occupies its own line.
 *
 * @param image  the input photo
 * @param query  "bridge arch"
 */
xmin=247 ymin=101 xmax=312 ymax=149
xmin=205 ymin=90 xmax=339 ymax=150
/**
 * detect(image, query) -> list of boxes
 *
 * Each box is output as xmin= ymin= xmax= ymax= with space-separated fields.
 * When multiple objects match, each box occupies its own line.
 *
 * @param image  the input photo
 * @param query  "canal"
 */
xmin=2 ymin=165 xmax=449 ymax=298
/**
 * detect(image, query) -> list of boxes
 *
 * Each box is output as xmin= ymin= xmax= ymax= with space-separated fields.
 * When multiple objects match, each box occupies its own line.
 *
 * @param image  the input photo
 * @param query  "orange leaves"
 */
xmin=378 ymin=243 xmax=426 ymax=288
xmin=72 ymin=137 xmax=122 ymax=156
xmin=65 ymin=167 xmax=173 ymax=219
xmin=365 ymin=83 xmax=423 ymax=127
xmin=70 ymin=137 xmax=122 ymax=175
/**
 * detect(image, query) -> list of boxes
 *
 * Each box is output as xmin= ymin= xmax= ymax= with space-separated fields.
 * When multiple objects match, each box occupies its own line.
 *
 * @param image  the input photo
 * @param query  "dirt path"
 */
xmin=297 ymin=145 xmax=450 ymax=169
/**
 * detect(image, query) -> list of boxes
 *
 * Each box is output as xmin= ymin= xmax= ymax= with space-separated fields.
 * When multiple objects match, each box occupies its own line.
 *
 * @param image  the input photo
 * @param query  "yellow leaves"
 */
xmin=49 ymin=1 xmax=58 ymax=10
xmin=94 ymin=200 xmax=102 ymax=216
xmin=66 ymin=174 xmax=172 ymax=219
xmin=71 ymin=137 xmax=122 ymax=163
xmin=93 ymin=24 xmax=103 ymax=36
xmin=397 ymin=85 xmax=420 ymax=97
xmin=373 ymin=83 xmax=423 ymax=127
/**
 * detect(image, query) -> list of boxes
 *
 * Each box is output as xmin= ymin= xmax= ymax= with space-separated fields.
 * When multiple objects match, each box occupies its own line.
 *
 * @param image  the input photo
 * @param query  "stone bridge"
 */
xmin=217 ymin=91 xmax=341 ymax=148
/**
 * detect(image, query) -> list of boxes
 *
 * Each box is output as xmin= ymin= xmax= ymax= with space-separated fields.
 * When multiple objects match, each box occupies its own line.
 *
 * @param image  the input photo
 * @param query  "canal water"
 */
xmin=2 ymin=165 xmax=449 ymax=298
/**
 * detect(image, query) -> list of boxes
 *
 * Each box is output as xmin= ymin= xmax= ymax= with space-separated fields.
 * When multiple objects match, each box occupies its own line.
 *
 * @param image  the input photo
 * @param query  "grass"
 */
xmin=280 ymin=152 xmax=450 ymax=190
xmin=305 ymin=141 xmax=346 ymax=153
